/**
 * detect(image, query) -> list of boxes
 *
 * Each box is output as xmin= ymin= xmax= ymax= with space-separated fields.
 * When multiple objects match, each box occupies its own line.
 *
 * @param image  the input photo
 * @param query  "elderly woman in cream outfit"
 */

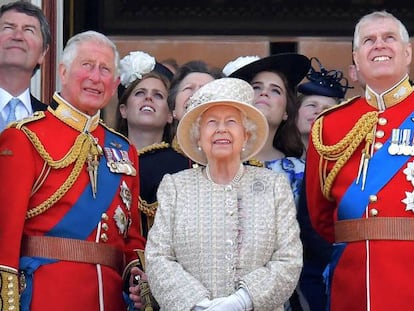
xmin=145 ymin=77 xmax=302 ymax=311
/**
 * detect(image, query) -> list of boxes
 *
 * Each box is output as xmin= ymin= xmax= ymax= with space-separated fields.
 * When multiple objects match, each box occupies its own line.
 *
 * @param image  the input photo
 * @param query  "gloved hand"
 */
xmin=192 ymin=297 xmax=228 ymax=310
xmin=205 ymin=288 xmax=253 ymax=311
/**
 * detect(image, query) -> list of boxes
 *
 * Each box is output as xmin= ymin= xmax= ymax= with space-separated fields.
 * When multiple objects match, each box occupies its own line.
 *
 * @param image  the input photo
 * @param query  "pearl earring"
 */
xmin=242 ymin=146 xmax=246 ymax=152
xmin=197 ymin=146 xmax=202 ymax=151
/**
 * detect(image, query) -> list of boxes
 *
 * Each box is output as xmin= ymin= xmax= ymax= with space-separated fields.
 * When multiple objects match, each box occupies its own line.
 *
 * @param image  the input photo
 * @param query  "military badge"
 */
xmin=104 ymin=147 xmax=136 ymax=176
xmin=120 ymin=180 xmax=132 ymax=211
xmin=403 ymin=161 xmax=414 ymax=186
xmin=114 ymin=206 xmax=128 ymax=235
xmin=402 ymin=191 xmax=414 ymax=213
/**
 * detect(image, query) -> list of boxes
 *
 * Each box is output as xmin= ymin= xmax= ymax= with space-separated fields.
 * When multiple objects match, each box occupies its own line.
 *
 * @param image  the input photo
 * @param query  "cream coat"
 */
xmin=145 ymin=165 xmax=302 ymax=311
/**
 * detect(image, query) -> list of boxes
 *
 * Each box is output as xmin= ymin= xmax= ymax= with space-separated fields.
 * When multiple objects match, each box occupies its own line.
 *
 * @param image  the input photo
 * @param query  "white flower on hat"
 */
xmin=119 ymin=51 xmax=156 ymax=88
xmin=222 ymin=55 xmax=260 ymax=76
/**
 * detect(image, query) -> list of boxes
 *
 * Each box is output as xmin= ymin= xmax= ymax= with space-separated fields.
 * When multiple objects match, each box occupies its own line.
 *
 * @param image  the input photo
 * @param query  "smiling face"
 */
xmin=0 ymin=10 xmax=46 ymax=73
xmin=59 ymin=40 xmax=120 ymax=116
xmin=119 ymin=76 xmax=171 ymax=130
xmin=198 ymin=105 xmax=248 ymax=164
xmin=353 ymin=16 xmax=412 ymax=91
xmin=250 ymin=71 xmax=288 ymax=129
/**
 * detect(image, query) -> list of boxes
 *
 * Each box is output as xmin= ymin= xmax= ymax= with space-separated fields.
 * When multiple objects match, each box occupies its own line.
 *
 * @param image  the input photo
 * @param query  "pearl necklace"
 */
xmin=205 ymin=163 xmax=244 ymax=187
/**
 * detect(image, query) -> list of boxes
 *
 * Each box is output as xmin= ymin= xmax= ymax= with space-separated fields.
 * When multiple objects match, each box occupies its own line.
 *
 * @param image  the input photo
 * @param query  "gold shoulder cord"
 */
xmin=138 ymin=196 xmax=158 ymax=217
xmin=138 ymin=141 xmax=170 ymax=155
xmin=312 ymin=111 xmax=379 ymax=200
xmin=22 ymin=126 xmax=97 ymax=219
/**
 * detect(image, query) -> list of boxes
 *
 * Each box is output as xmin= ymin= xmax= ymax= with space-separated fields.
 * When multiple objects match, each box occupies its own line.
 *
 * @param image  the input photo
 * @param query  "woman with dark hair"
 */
xmin=229 ymin=53 xmax=310 ymax=206
xmin=115 ymin=51 xmax=189 ymax=239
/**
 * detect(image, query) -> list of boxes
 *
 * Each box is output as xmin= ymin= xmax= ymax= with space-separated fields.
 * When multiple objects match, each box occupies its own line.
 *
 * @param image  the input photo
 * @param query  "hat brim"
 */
xmin=230 ymin=53 xmax=310 ymax=90
xmin=298 ymin=81 xmax=345 ymax=98
xmin=177 ymin=100 xmax=269 ymax=166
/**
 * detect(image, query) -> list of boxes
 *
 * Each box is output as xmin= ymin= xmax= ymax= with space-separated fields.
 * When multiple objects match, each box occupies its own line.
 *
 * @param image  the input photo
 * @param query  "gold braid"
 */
xmin=311 ymin=111 xmax=379 ymax=200
xmin=22 ymin=127 xmax=96 ymax=219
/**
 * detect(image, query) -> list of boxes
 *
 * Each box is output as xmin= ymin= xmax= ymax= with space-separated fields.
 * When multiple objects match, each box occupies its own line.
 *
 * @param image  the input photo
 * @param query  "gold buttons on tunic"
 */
xmin=374 ymin=142 xmax=383 ymax=150
xmin=378 ymin=117 xmax=387 ymax=126
xmin=100 ymin=233 xmax=108 ymax=242
xmin=369 ymin=208 xmax=379 ymax=217
xmin=369 ymin=194 xmax=378 ymax=202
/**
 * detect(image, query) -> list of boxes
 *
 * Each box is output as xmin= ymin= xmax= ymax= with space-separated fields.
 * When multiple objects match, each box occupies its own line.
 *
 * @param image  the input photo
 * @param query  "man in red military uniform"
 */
xmin=306 ymin=11 xmax=414 ymax=311
xmin=0 ymin=30 xmax=145 ymax=310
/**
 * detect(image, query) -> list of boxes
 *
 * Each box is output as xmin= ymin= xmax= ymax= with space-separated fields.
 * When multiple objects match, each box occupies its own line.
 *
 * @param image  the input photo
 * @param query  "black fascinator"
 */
xmin=298 ymin=57 xmax=353 ymax=99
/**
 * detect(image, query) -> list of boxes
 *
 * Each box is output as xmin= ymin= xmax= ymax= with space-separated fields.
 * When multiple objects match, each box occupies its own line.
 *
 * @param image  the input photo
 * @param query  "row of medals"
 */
xmin=388 ymin=128 xmax=414 ymax=156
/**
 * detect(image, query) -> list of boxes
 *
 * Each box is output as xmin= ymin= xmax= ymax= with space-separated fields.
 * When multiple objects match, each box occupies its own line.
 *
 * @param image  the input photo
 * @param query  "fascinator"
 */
xmin=298 ymin=57 xmax=353 ymax=99
xmin=117 ymin=51 xmax=174 ymax=99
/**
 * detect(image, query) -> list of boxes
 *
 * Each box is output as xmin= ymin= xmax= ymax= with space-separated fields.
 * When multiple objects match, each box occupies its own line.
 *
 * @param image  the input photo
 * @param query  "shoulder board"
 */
xmin=315 ymin=95 xmax=360 ymax=120
xmin=10 ymin=111 xmax=46 ymax=130
xmin=138 ymin=142 xmax=170 ymax=155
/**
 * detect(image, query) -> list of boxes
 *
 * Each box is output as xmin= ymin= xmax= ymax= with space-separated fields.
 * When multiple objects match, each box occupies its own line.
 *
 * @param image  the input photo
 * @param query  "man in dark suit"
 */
xmin=0 ymin=1 xmax=51 ymax=131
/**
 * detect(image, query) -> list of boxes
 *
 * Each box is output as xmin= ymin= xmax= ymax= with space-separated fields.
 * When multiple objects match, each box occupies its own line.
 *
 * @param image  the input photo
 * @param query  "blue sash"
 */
xmin=20 ymin=129 xmax=129 ymax=310
xmin=325 ymin=111 xmax=414 ymax=310
xmin=339 ymin=112 xmax=414 ymax=219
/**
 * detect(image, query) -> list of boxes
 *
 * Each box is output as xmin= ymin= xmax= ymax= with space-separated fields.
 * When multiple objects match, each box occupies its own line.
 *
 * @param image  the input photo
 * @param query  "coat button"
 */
xmin=369 ymin=208 xmax=379 ymax=217
xmin=369 ymin=194 xmax=378 ymax=202
xmin=378 ymin=117 xmax=387 ymax=126
xmin=374 ymin=142 xmax=383 ymax=150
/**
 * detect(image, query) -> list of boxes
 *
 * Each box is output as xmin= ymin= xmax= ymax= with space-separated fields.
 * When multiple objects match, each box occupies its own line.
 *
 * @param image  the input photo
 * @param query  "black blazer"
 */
xmin=30 ymin=94 xmax=48 ymax=112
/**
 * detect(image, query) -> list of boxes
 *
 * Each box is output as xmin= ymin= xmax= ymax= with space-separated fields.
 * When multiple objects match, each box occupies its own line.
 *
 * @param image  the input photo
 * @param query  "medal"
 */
xmin=402 ymin=129 xmax=411 ymax=156
xmin=388 ymin=128 xmax=400 ymax=155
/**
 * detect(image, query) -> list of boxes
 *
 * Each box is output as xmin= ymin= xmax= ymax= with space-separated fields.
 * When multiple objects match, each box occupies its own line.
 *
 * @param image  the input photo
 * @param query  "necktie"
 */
xmin=5 ymin=98 xmax=21 ymax=124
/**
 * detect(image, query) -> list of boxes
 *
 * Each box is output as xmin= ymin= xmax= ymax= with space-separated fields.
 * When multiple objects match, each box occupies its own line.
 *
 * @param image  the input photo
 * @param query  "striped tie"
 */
xmin=5 ymin=98 xmax=21 ymax=124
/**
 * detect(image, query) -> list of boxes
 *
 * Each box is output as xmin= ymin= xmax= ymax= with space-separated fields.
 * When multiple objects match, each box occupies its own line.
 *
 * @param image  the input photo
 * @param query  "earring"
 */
xmin=197 ymin=146 xmax=202 ymax=151
xmin=242 ymin=146 xmax=246 ymax=152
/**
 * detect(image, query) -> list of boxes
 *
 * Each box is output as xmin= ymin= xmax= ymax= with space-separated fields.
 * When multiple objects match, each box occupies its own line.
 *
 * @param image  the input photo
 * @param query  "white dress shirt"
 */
xmin=0 ymin=88 xmax=32 ymax=131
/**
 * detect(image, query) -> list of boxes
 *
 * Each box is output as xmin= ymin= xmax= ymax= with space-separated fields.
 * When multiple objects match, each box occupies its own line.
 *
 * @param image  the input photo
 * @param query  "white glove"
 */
xmin=192 ymin=297 xmax=228 ymax=310
xmin=205 ymin=288 xmax=253 ymax=311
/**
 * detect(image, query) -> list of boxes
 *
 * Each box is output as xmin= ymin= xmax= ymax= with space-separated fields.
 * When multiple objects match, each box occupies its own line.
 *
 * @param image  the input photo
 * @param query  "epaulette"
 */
xmin=245 ymin=158 xmax=264 ymax=167
xmin=10 ymin=111 xmax=46 ymax=130
xmin=138 ymin=142 xmax=170 ymax=155
xmin=315 ymin=95 xmax=360 ymax=120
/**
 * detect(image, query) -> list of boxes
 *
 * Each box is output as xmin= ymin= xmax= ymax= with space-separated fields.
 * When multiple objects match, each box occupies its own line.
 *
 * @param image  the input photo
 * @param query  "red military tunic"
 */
xmin=0 ymin=93 xmax=145 ymax=311
xmin=306 ymin=76 xmax=414 ymax=311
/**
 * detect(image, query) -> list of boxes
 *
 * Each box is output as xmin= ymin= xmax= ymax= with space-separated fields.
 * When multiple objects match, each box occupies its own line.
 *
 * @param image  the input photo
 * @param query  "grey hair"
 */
xmin=353 ymin=11 xmax=410 ymax=51
xmin=60 ymin=30 xmax=120 ymax=78
xmin=190 ymin=107 xmax=257 ymax=158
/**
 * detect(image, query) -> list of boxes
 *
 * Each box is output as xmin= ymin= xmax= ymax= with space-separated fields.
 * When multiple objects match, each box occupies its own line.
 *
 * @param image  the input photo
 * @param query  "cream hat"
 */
xmin=177 ymin=77 xmax=269 ymax=165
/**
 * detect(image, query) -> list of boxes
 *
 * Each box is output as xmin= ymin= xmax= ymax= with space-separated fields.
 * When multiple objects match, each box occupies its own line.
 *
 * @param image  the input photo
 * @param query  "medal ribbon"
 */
xmin=338 ymin=111 xmax=414 ymax=220
xmin=325 ymin=111 xmax=414 ymax=310
xmin=20 ymin=130 xmax=132 ymax=310
xmin=46 ymin=130 xmax=127 ymax=238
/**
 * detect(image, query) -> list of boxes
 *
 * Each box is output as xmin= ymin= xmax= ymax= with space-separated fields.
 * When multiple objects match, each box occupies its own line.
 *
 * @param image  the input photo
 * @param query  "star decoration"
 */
xmin=120 ymin=180 xmax=131 ymax=211
xmin=402 ymin=191 xmax=414 ymax=213
xmin=114 ymin=206 xmax=127 ymax=234
xmin=403 ymin=161 xmax=414 ymax=186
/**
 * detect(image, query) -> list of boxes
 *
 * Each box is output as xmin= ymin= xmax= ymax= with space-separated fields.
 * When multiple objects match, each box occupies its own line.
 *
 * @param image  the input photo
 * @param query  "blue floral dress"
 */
xmin=264 ymin=157 xmax=305 ymax=207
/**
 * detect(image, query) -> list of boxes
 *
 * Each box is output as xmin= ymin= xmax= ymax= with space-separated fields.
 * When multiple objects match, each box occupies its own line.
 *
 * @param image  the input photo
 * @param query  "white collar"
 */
xmin=0 ymin=88 xmax=32 ymax=113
